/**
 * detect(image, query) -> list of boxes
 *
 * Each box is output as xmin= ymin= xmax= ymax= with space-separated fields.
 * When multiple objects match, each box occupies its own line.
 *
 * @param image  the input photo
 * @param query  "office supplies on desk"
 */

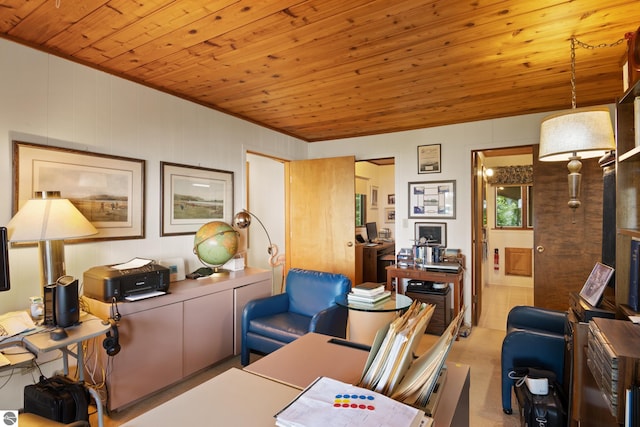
xmin=0 ymin=310 xmax=37 ymax=342
xmin=275 ymin=376 xmax=428 ymax=427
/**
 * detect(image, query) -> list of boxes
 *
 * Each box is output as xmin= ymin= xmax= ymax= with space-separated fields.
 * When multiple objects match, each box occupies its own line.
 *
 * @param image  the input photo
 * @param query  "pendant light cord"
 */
xmin=570 ymin=36 xmax=626 ymax=109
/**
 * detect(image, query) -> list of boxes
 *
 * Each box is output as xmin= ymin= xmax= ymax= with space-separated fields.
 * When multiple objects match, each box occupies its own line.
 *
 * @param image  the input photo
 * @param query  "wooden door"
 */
xmin=471 ymin=151 xmax=484 ymax=325
xmin=533 ymin=146 xmax=603 ymax=311
xmin=285 ymin=156 xmax=356 ymax=284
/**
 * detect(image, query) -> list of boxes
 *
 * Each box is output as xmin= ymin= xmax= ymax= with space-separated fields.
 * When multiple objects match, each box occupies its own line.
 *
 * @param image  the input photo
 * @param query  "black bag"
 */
xmin=515 ymin=378 xmax=566 ymax=427
xmin=24 ymin=375 xmax=89 ymax=423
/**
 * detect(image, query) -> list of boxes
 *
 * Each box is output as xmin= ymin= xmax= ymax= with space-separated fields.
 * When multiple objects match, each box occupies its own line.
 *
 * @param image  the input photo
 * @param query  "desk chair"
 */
xmin=501 ymin=305 xmax=568 ymax=414
xmin=241 ymin=268 xmax=351 ymax=366
xmin=19 ymin=413 xmax=89 ymax=427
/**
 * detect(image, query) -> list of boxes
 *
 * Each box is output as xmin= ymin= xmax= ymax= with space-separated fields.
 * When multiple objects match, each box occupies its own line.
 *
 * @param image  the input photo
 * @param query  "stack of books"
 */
xmin=347 ymin=282 xmax=391 ymax=305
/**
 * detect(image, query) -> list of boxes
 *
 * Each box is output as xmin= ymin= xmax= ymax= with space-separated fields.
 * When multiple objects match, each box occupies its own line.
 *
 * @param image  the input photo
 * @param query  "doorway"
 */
xmin=245 ymin=152 xmax=286 ymax=294
xmin=471 ymin=146 xmax=534 ymax=330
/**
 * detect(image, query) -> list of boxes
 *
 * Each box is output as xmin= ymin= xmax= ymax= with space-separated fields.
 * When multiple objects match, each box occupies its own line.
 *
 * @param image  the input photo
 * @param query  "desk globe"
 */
xmin=193 ymin=221 xmax=239 ymax=275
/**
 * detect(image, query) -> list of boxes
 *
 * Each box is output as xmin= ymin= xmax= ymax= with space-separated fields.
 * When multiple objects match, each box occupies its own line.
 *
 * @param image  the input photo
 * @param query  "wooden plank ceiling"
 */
xmin=1 ymin=0 xmax=638 ymax=142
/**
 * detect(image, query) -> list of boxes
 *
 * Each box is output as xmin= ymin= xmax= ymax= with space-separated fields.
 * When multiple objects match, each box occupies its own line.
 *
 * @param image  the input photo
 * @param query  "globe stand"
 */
xmin=206 ymin=265 xmax=231 ymax=277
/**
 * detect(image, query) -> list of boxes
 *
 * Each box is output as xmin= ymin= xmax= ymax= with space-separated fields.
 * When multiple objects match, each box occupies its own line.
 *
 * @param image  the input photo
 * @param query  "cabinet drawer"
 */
xmin=406 ymin=290 xmax=452 ymax=335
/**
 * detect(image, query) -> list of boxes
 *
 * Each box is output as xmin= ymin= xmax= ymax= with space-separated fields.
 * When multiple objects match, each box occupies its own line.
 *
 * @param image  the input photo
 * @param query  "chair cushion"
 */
xmin=286 ymin=269 xmax=351 ymax=317
xmin=248 ymin=312 xmax=311 ymax=343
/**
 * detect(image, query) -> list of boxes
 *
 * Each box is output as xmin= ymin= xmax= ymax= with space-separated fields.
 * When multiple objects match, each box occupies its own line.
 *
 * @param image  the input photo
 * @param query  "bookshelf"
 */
xmin=615 ymin=79 xmax=640 ymax=310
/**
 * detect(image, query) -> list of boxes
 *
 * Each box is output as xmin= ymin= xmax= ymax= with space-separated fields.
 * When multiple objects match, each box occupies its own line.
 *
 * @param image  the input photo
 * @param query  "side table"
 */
xmin=386 ymin=264 xmax=464 ymax=320
xmin=335 ymin=293 xmax=413 ymax=345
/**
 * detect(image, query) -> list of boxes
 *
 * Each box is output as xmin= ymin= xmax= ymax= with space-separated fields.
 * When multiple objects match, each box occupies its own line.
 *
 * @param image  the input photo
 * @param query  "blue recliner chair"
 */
xmin=241 ymin=268 xmax=351 ymax=366
xmin=501 ymin=305 xmax=568 ymax=414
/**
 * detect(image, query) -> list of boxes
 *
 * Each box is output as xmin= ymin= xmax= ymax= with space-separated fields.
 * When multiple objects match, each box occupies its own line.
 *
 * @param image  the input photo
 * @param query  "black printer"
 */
xmin=83 ymin=262 xmax=170 ymax=302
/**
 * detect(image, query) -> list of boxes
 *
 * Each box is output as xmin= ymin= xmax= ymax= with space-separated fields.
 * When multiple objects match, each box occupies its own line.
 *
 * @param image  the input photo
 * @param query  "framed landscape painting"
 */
xmin=13 ymin=141 xmax=145 ymax=242
xmin=161 ymin=162 xmax=234 ymax=236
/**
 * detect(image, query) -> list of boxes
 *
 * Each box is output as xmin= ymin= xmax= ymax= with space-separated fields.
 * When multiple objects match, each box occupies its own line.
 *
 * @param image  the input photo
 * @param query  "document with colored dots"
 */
xmin=275 ymin=376 xmax=432 ymax=427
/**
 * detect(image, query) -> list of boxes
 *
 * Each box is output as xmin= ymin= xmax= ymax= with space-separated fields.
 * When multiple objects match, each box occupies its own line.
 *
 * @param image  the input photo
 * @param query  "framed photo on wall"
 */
xmin=13 ymin=141 xmax=145 ymax=242
xmin=408 ymin=180 xmax=456 ymax=219
xmin=161 ymin=162 xmax=234 ymax=236
xmin=414 ymin=222 xmax=447 ymax=246
xmin=417 ymin=144 xmax=441 ymax=174
xmin=370 ymin=185 xmax=379 ymax=209
xmin=385 ymin=207 xmax=395 ymax=223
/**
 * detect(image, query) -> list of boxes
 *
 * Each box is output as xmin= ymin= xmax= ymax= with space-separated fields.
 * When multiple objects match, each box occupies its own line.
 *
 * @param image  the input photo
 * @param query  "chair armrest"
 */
xmin=242 ymin=293 xmax=289 ymax=324
xmin=309 ymin=305 xmax=348 ymax=338
xmin=506 ymin=305 xmax=567 ymax=334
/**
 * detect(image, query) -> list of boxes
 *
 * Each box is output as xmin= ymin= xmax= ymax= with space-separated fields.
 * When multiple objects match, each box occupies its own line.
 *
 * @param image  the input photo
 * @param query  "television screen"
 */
xmin=0 ymin=227 xmax=10 ymax=292
xmin=365 ymin=222 xmax=378 ymax=243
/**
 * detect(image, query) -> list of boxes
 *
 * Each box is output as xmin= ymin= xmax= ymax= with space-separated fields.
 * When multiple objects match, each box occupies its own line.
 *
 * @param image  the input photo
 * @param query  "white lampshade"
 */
xmin=7 ymin=191 xmax=97 ymax=242
xmin=539 ymin=107 xmax=616 ymax=161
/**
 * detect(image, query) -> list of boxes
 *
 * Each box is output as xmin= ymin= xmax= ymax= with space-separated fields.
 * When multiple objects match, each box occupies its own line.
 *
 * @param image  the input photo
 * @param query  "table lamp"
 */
xmin=7 ymin=191 xmax=98 ymax=288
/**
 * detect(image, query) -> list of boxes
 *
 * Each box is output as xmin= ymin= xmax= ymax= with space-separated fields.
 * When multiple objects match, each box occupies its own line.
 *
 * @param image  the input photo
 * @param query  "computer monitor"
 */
xmin=0 ymin=227 xmax=9 ymax=292
xmin=365 ymin=222 xmax=378 ymax=243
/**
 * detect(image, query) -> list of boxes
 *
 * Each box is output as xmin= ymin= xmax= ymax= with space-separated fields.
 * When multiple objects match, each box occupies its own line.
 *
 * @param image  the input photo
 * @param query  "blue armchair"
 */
xmin=241 ymin=268 xmax=351 ymax=366
xmin=501 ymin=305 xmax=568 ymax=414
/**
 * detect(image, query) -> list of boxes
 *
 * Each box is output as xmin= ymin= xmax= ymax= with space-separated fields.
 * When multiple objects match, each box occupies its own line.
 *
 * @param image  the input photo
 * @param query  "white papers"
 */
xmin=112 ymin=257 xmax=153 ymax=270
xmin=359 ymin=301 xmax=434 ymax=396
xmin=124 ymin=291 xmax=166 ymax=301
xmin=0 ymin=311 xmax=37 ymax=342
xmin=275 ymin=376 xmax=426 ymax=427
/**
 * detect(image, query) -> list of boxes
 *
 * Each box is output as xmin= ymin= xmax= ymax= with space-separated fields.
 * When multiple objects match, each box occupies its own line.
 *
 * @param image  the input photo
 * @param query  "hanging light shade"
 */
xmin=539 ymin=107 xmax=616 ymax=162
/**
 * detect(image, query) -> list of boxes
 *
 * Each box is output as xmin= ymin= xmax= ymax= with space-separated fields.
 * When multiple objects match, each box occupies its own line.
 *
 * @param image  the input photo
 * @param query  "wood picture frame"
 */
xmin=13 ymin=141 xmax=145 ymax=242
xmin=160 ymin=161 xmax=234 ymax=236
xmin=370 ymin=185 xmax=379 ymax=209
xmin=385 ymin=207 xmax=395 ymax=223
xmin=414 ymin=222 xmax=447 ymax=247
xmin=417 ymin=144 xmax=441 ymax=174
xmin=579 ymin=262 xmax=615 ymax=307
xmin=408 ymin=180 xmax=456 ymax=219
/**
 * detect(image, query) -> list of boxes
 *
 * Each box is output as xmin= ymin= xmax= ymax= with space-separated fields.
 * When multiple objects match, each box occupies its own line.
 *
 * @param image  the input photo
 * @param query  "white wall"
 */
xmin=308 ymin=116 xmax=552 ymax=326
xmin=0 ymin=39 xmax=307 ymax=408
xmin=246 ymin=153 xmax=286 ymax=293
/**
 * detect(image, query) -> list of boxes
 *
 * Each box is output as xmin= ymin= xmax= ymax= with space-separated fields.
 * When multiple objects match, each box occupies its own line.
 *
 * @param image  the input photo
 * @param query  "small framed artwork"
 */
xmin=161 ymin=162 xmax=234 ymax=236
xmin=414 ymin=222 xmax=447 ymax=247
xmin=388 ymin=194 xmax=395 ymax=205
xmin=579 ymin=262 xmax=614 ymax=306
xmin=13 ymin=141 xmax=145 ymax=242
xmin=385 ymin=207 xmax=395 ymax=223
xmin=408 ymin=180 xmax=456 ymax=219
xmin=417 ymin=144 xmax=441 ymax=174
xmin=370 ymin=185 xmax=379 ymax=209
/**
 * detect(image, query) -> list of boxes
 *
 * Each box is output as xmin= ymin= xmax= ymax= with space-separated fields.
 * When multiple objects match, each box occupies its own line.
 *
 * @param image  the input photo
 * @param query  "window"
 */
xmin=495 ymin=185 xmax=533 ymax=229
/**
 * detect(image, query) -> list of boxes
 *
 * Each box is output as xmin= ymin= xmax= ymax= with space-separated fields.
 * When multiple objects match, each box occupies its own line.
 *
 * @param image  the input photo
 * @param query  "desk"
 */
xmin=121 ymin=368 xmax=300 ymax=427
xmin=121 ymin=333 xmax=469 ymax=427
xmin=23 ymin=312 xmax=110 ymax=382
xmin=386 ymin=264 xmax=464 ymax=320
xmin=358 ymin=241 xmax=395 ymax=283
xmin=247 ymin=332 xmax=470 ymax=427
xmin=336 ymin=293 xmax=413 ymax=344
xmin=245 ymin=332 xmax=370 ymax=388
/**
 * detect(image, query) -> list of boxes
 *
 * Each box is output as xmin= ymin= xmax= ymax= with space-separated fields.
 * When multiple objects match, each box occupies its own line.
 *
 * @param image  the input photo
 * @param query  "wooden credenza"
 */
xmin=84 ymin=267 xmax=271 ymax=411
